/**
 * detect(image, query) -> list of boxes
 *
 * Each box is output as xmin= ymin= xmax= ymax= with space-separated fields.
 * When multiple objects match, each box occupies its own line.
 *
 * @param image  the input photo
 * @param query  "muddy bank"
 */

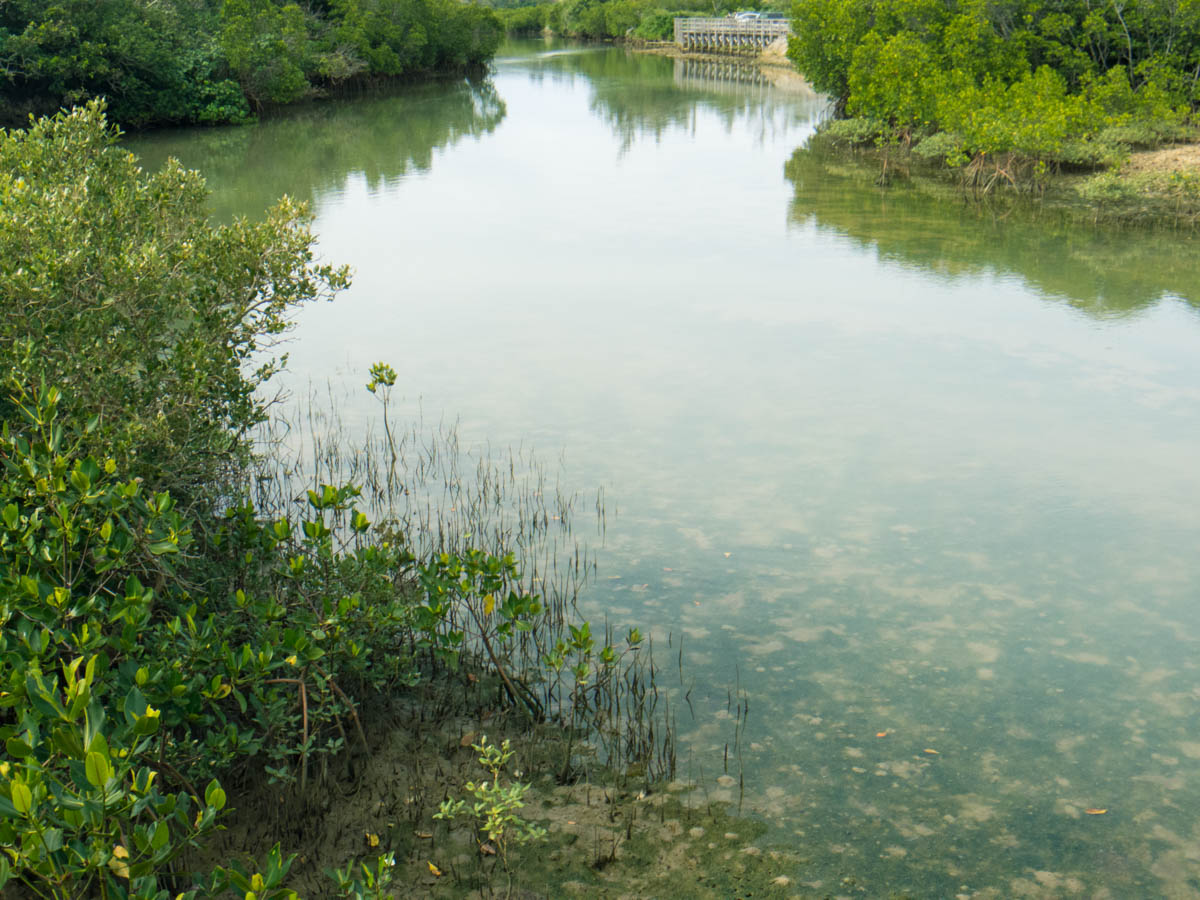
xmin=792 ymin=131 xmax=1200 ymax=227
xmin=190 ymin=674 xmax=816 ymax=898
xmin=1124 ymin=142 xmax=1200 ymax=175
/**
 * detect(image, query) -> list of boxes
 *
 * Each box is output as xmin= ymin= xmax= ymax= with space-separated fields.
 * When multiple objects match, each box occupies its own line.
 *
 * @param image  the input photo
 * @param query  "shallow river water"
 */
xmin=128 ymin=40 xmax=1200 ymax=897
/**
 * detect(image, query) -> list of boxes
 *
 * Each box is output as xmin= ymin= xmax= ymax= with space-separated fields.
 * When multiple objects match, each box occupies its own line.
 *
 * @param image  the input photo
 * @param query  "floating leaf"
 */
xmin=1085 ymin=808 xmax=1108 ymax=815
xmin=415 ymin=831 xmax=433 ymax=839
xmin=923 ymin=748 xmax=939 ymax=755
xmin=876 ymin=732 xmax=887 ymax=738
xmin=428 ymin=861 xmax=443 ymax=877
xmin=365 ymin=832 xmax=379 ymax=848
xmin=460 ymin=731 xmax=477 ymax=747
xmin=480 ymin=842 xmax=496 ymax=856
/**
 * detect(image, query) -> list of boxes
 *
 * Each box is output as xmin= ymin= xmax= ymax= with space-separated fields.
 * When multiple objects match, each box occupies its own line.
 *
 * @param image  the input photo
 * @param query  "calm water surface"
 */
xmin=129 ymin=41 xmax=1200 ymax=897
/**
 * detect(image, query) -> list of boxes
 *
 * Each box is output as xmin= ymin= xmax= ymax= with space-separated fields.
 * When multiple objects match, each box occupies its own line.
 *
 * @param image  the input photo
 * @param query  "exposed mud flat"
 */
xmin=1123 ymin=143 xmax=1200 ymax=176
xmin=189 ymin=679 xmax=809 ymax=898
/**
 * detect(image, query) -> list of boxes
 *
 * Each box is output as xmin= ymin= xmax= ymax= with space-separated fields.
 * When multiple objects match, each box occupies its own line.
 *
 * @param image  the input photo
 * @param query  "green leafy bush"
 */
xmin=0 ymin=0 xmax=504 ymax=128
xmin=434 ymin=736 xmax=546 ymax=869
xmin=788 ymin=0 xmax=1200 ymax=176
xmin=820 ymin=116 xmax=887 ymax=146
xmin=0 ymin=384 xmax=226 ymax=898
xmin=0 ymin=379 xmax=552 ymax=895
xmin=633 ymin=10 xmax=677 ymax=40
xmin=0 ymin=101 xmax=349 ymax=513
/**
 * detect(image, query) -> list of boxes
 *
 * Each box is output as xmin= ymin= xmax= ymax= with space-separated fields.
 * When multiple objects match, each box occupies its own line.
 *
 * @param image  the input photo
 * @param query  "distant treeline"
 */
xmin=0 ymin=0 xmax=503 ymax=128
xmin=496 ymin=0 xmax=783 ymax=42
xmin=787 ymin=0 xmax=1200 ymax=176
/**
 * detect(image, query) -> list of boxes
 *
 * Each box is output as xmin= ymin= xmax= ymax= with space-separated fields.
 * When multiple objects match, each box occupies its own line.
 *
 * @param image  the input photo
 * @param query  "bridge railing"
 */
xmin=673 ymin=17 xmax=791 ymax=49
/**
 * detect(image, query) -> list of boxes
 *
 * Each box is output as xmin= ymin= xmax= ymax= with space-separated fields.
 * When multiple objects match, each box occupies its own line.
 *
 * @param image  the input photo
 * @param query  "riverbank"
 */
xmin=796 ymin=121 xmax=1200 ymax=227
xmin=189 ymin=674 xmax=805 ymax=898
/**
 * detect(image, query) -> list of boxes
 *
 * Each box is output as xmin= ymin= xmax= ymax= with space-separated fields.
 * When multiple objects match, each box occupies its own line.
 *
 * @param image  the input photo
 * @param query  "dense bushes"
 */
xmin=0 ymin=375 xmax=448 ymax=896
xmin=0 ymin=101 xmax=349 ymax=513
xmin=0 ymin=0 xmax=503 ymax=127
xmin=0 ymin=100 xmax=360 ymax=897
xmin=496 ymin=0 xmax=775 ymax=41
xmin=788 ymin=0 xmax=1200 ymax=178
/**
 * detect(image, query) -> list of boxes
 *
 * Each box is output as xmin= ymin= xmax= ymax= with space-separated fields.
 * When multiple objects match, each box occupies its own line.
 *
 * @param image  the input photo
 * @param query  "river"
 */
xmin=128 ymin=39 xmax=1200 ymax=897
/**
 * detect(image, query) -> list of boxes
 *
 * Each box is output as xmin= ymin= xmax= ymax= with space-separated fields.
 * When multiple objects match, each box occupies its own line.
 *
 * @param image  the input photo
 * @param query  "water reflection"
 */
xmin=673 ymin=56 xmax=774 ymax=92
xmin=499 ymin=42 xmax=826 ymax=150
xmin=127 ymin=78 xmax=506 ymax=220
xmin=786 ymin=144 xmax=1200 ymax=317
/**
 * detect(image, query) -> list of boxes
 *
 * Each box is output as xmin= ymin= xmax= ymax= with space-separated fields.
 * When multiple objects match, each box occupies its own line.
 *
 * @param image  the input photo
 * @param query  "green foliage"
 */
xmin=847 ymin=31 xmax=942 ymax=129
xmin=508 ymin=0 xmax=737 ymax=40
xmin=0 ymin=101 xmax=349 ymax=512
xmin=219 ymin=0 xmax=503 ymax=105
xmin=434 ymin=736 xmax=546 ymax=869
xmin=788 ymin=0 xmax=1200 ymax=174
xmin=0 ymin=0 xmax=503 ymax=128
xmin=819 ymin=116 xmax=885 ymax=146
xmin=220 ymin=0 xmax=314 ymax=107
xmin=497 ymin=3 xmax=559 ymax=35
xmin=327 ymin=852 xmax=396 ymax=899
xmin=0 ymin=0 xmax=251 ymax=127
xmin=633 ymin=10 xmax=679 ymax=40
xmin=0 ymin=378 xmax=561 ymax=893
xmin=1077 ymin=166 xmax=1200 ymax=223
xmin=0 ymin=104 xmax=370 ymax=894
xmin=0 ymin=385 xmax=226 ymax=899
xmin=787 ymin=0 xmax=873 ymax=106
xmin=911 ymin=129 xmax=965 ymax=163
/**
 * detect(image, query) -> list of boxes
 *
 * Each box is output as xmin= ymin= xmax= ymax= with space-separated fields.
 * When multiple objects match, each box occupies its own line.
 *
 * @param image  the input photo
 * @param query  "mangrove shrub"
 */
xmin=0 ymin=100 xmax=349 ymax=511
xmin=788 ymin=0 xmax=1200 ymax=169
xmin=0 ymin=0 xmax=504 ymax=127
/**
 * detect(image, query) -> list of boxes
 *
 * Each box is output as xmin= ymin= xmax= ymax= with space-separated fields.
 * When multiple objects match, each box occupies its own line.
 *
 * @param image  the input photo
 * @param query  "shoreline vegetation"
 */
xmin=795 ymin=129 xmax=1200 ymax=226
xmin=783 ymin=0 xmax=1200 ymax=225
xmin=0 ymin=0 xmax=504 ymax=129
xmin=0 ymin=101 xmax=743 ymax=898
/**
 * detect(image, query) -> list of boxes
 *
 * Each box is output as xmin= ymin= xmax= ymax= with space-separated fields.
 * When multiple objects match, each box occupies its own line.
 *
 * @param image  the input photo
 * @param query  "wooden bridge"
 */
xmin=673 ymin=17 xmax=791 ymax=53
